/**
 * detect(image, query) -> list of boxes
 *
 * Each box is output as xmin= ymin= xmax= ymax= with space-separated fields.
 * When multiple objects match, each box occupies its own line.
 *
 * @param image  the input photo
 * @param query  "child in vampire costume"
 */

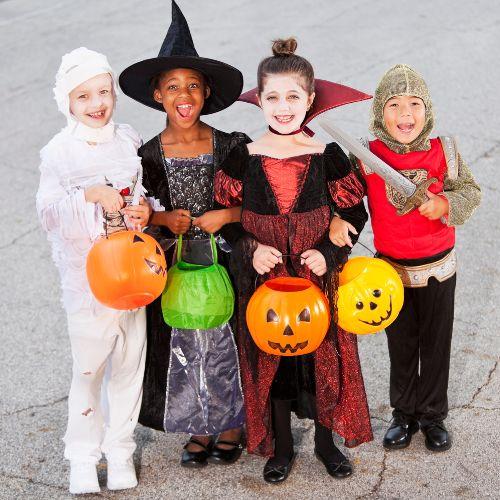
xmin=330 ymin=64 xmax=481 ymax=452
xmin=215 ymin=39 xmax=373 ymax=483
xmin=119 ymin=1 xmax=248 ymax=467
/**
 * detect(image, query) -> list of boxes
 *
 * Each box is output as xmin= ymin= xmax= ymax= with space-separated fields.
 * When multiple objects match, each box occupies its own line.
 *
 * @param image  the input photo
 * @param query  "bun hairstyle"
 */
xmin=257 ymin=38 xmax=314 ymax=95
xmin=272 ymin=38 xmax=298 ymax=56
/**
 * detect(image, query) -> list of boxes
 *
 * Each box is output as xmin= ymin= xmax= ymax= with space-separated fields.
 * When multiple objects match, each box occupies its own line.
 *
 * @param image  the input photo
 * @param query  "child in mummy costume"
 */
xmin=36 ymin=48 xmax=152 ymax=494
xmin=330 ymin=64 xmax=481 ymax=452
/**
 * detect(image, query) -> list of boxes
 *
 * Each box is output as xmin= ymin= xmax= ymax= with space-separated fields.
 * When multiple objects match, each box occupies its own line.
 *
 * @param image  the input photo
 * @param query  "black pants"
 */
xmin=385 ymin=272 xmax=456 ymax=426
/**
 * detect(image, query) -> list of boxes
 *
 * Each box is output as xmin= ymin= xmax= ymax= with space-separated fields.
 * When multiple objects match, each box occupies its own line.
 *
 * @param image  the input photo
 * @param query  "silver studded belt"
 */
xmin=379 ymin=249 xmax=457 ymax=288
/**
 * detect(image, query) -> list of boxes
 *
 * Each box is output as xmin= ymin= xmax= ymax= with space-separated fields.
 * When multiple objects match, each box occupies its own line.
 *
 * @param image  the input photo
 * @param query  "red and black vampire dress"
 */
xmin=214 ymin=141 xmax=374 ymax=456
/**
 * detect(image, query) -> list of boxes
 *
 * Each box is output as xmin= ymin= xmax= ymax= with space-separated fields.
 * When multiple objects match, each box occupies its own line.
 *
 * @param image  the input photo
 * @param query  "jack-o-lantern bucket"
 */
xmin=337 ymin=257 xmax=404 ymax=335
xmin=246 ymin=277 xmax=330 ymax=356
xmin=86 ymin=231 xmax=167 ymax=310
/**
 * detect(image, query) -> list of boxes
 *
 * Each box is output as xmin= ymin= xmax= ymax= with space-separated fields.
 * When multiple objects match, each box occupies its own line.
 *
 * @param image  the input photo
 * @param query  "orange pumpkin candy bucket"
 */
xmin=246 ymin=277 xmax=330 ymax=356
xmin=86 ymin=231 xmax=167 ymax=310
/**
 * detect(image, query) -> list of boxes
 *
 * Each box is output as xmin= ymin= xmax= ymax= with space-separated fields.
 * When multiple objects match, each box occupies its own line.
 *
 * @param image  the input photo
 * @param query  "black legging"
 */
xmin=271 ymin=398 xmax=346 ymax=462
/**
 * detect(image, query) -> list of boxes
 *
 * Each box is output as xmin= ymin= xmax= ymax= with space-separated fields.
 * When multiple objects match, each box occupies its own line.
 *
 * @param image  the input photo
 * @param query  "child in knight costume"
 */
xmin=119 ymin=1 xmax=247 ymax=467
xmin=36 ymin=48 xmax=152 ymax=494
xmin=330 ymin=64 xmax=481 ymax=452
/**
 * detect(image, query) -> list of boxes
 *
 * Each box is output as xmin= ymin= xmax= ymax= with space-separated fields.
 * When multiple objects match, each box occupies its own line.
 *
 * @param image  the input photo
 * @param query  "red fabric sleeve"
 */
xmin=214 ymin=169 xmax=243 ymax=207
xmin=328 ymin=171 xmax=365 ymax=208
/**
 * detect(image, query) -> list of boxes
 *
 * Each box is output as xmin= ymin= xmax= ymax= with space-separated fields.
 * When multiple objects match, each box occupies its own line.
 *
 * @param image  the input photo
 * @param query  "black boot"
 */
xmin=383 ymin=414 xmax=419 ymax=450
xmin=421 ymin=421 xmax=451 ymax=452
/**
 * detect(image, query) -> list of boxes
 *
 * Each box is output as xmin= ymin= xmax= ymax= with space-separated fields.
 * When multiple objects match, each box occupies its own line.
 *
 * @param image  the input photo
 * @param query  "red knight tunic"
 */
xmin=361 ymin=138 xmax=455 ymax=259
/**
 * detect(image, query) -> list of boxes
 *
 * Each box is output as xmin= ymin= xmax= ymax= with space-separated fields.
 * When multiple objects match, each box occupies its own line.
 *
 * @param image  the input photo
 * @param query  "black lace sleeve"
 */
xmin=213 ymin=130 xmax=252 ymax=248
xmin=214 ymin=142 xmax=249 ymax=207
xmin=139 ymin=136 xmax=174 ymax=240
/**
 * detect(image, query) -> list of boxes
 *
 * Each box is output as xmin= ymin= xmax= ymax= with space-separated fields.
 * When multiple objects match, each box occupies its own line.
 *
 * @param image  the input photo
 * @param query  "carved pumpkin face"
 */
xmin=87 ymin=230 xmax=167 ymax=310
xmin=246 ymin=277 xmax=330 ymax=356
xmin=337 ymin=257 xmax=403 ymax=335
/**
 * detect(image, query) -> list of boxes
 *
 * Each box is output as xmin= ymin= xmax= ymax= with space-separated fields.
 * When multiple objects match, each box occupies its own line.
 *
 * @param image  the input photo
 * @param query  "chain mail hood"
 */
xmin=369 ymin=64 xmax=434 ymax=154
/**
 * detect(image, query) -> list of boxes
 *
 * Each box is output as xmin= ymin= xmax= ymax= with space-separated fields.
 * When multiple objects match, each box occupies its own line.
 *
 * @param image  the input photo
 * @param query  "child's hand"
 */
xmin=85 ymin=185 xmax=124 ymax=213
xmin=166 ymin=209 xmax=192 ymax=235
xmin=301 ymin=249 xmax=327 ymax=276
xmin=329 ymin=216 xmax=358 ymax=248
xmin=122 ymin=197 xmax=152 ymax=230
xmin=253 ymin=243 xmax=282 ymax=275
xmin=192 ymin=209 xmax=228 ymax=234
xmin=418 ymin=191 xmax=449 ymax=220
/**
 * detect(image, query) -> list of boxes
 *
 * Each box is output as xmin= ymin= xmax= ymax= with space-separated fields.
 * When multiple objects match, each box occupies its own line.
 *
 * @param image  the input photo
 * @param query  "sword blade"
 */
xmin=320 ymin=119 xmax=416 ymax=198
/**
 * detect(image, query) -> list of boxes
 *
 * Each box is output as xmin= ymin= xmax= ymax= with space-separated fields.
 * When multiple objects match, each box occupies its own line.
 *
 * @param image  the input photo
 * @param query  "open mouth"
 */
xmin=267 ymin=340 xmax=308 ymax=354
xmin=144 ymin=258 xmax=166 ymax=276
xmin=359 ymin=296 xmax=393 ymax=327
xmin=274 ymin=114 xmax=294 ymax=125
xmin=176 ymin=103 xmax=193 ymax=119
xmin=87 ymin=110 xmax=106 ymax=120
xmin=397 ymin=123 xmax=415 ymax=134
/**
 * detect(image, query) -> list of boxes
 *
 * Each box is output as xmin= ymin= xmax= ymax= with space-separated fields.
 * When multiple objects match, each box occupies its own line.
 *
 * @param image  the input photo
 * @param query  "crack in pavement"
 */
xmin=470 ymin=140 xmax=500 ymax=164
xmin=450 ymin=406 xmax=500 ymax=412
xmin=468 ymin=360 xmax=498 ymax=405
xmin=0 ymin=226 xmax=39 ymax=250
xmin=371 ymin=415 xmax=391 ymax=424
xmin=0 ymin=471 xmax=66 ymax=492
xmin=1 ymin=396 xmax=68 ymax=418
xmin=449 ymin=360 xmax=498 ymax=411
xmin=357 ymin=450 xmax=388 ymax=499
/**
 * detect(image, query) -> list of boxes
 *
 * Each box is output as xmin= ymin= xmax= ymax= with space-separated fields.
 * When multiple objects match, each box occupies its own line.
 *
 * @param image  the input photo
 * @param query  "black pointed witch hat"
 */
xmin=119 ymin=1 xmax=243 ymax=114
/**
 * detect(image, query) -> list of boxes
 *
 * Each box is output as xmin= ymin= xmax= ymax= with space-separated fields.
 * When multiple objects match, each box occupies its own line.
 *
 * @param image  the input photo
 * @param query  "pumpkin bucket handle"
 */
xmin=104 ymin=210 xmax=129 ymax=239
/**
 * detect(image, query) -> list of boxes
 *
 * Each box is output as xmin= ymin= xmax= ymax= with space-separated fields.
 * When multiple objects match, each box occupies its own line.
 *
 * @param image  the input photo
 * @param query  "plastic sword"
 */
xmin=320 ymin=119 xmax=438 ymax=216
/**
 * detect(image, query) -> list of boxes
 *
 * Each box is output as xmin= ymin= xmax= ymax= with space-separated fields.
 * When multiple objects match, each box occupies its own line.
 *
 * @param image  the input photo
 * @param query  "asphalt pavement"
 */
xmin=1 ymin=0 xmax=499 ymax=498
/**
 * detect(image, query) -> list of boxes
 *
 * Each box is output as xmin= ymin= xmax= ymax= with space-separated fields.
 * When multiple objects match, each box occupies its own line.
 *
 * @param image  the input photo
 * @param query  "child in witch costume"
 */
xmin=37 ymin=48 xmax=152 ymax=494
xmin=119 ymin=1 xmax=248 ymax=467
xmin=330 ymin=64 xmax=481 ymax=452
xmin=215 ymin=38 xmax=373 ymax=483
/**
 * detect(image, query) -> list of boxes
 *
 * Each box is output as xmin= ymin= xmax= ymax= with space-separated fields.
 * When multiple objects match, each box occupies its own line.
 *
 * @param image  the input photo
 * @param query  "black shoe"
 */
xmin=383 ymin=416 xmax=419 ymax=450
xmin=208 ymin=439 xmax=244 ymax=465
xmin=263 ymin=453 xmax=296 ymax=484
xmin=421 ymin=421 xmax=451 ymax=452
xmin=314 ymin=449 xmax=353 ymax=479
xmin=180 ymin=437 xmax=213 ymax=468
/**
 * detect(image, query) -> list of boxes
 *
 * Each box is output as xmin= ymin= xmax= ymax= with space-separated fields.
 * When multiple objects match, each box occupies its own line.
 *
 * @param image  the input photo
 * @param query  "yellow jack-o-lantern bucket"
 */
xmin=337 ymin=257 xmax=404 ymax=335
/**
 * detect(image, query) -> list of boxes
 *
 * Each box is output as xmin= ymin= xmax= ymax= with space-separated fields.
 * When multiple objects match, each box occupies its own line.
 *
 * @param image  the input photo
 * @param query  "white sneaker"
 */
xmin=69 ymin=461 xmax=100 ymax=495
xmin=107 ymin=458 xmax=138 ymax=491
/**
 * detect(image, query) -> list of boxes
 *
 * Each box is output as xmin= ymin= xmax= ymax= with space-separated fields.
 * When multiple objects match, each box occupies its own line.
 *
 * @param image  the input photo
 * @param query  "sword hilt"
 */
xmin=397 ymin=177 xmax=438 ymax=216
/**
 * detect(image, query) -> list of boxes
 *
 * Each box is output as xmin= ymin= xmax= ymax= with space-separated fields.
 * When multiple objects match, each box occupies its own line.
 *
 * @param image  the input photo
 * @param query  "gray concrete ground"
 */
xmin=1 ymin=0 xmax=499 ymax=498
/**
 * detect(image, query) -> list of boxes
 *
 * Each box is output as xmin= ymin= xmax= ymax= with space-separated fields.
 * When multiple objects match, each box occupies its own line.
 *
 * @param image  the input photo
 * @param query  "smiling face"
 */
xmin=153 ymin=68 xmax=209 ymax=128
xmin=69 ymin=73 xmax=114 ymax=128
xmin=337 ymin=257 xmax=404 ymax=335
xmin=382 ymin=95 xmax=426 ymax=144
xmin=246 ymin=277 xmax=330 ymax=356
xmin=258 ymin=74 xmax=314 ymax=134
xmin=86 ymin=230 xmax=167 ymax=310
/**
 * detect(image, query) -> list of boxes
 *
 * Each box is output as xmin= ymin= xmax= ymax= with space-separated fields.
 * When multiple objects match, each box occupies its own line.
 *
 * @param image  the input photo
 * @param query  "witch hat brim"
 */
xmin=119 ymin=1 xmax=243 ymax=114
xmin=119 ymin=56 xmax=243 ymax=114
xmin=238 ymin=79 xmax=372 ymax=126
